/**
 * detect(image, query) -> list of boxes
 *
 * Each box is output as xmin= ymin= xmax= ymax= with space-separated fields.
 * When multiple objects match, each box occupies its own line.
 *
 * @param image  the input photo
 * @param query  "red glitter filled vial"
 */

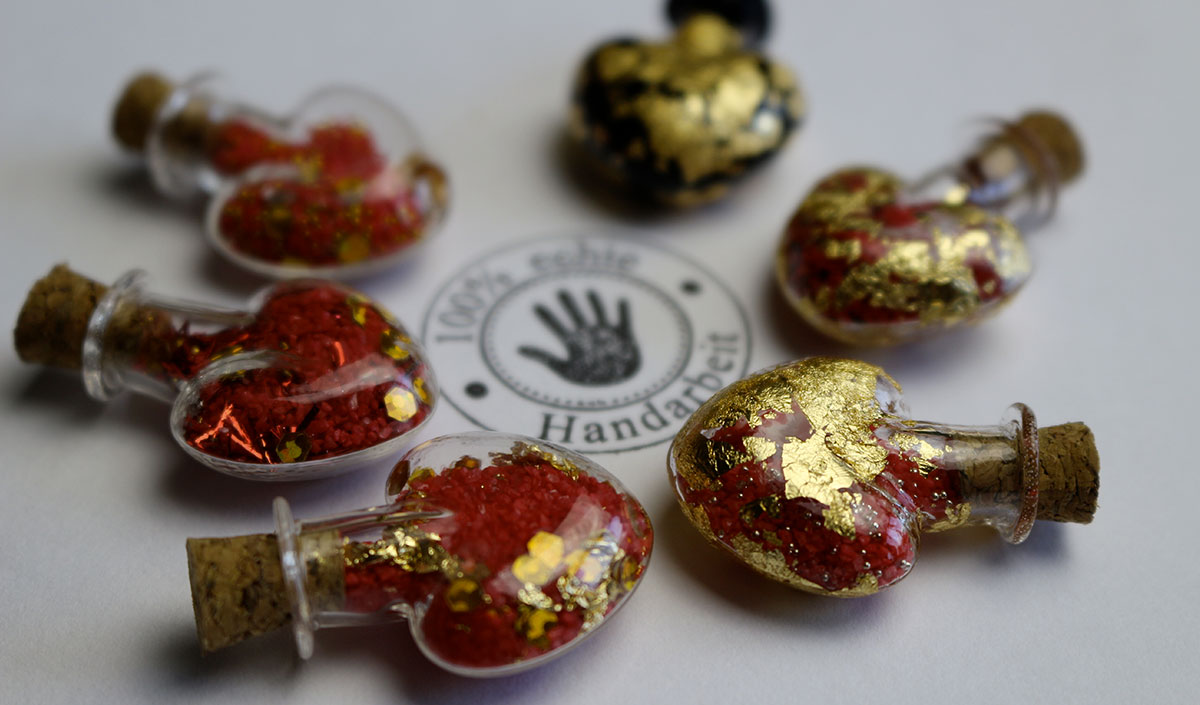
xmin=14 ymin=265 xmax=435 ymax=480
xmin=669 ymin=357 xmax=1098 ymax=596
xmin=186 ymin=432 xmax=654 ymax=676
xmin=776 ymin=111 xmax=1084 ymax=345
xmin=112 ymin=71 xmax=449 ymax=279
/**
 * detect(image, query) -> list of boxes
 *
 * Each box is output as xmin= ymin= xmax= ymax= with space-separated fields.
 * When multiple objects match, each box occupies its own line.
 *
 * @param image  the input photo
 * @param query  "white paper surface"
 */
xmin=0 ymin=1 xmax=1195 ymax=702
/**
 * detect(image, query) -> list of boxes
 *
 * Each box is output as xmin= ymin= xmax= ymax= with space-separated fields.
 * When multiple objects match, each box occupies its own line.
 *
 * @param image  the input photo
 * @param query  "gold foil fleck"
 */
xmin=572 ymin=13 xmax=803 ymax=206
xmin=516 ymin=607 xmax=558 ymax=642
xmin=347 ymin=294 xmax=370 ymax=326
xmin=517 ymin=586 xmax=556 ymax=610
xmin=742 ymin=436 xmax=778 ymax=464
xmin=338 ymin=234 xmax=371 ymax=263
xmin=445 ymin=578 xmax=484 ymax=612
xmin=381 ymin=329 xmax=411 ymax=360
xmin=928 ymin=502 xmax=972 ymax=531
xmin=889 ymin=431 xmax=946 ymax=475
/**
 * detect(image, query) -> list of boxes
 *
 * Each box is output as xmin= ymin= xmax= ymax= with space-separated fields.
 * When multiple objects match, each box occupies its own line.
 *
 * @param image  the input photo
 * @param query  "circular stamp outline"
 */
xmin=421 ymin=233 xmax=754 ymax=454
xmin=480 ymin=268 xmax=694 ymax=411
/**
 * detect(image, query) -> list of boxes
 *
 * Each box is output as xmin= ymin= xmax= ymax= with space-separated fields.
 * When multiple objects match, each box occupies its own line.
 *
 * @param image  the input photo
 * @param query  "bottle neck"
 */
xmin=82 ymin=271 xmax=177 ymax=402
xmin=274 ymin=498 xmax=447 ymax=658
xmin=879 ymin=403 xmax=1040 ymax=543
xmin=905 ymin=113 xmax=1083 ymax=229
xmin=82 ymin=270 xmax=255 ymax=403
xmin=117 ymin=73 xmax=274 ymax=199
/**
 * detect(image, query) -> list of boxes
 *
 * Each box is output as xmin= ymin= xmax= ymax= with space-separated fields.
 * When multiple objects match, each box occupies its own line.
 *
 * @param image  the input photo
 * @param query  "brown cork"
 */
xmin=14 ymin=265 xmax=107 ymax=370
xmin=1036 ymin=422 xmax=1100 ymax=523
xmin=113 ymin=72 xmax=175 ymax=152
xmin=186 ymin=534 xmax=291 ymax=652
xmin=1015 ymin=111 xmax=1085 ymax=184
xmin=974 ymin=110 xmax=1085 ymax=191
xmin=112 ymin=71 xmax=218 ymax=160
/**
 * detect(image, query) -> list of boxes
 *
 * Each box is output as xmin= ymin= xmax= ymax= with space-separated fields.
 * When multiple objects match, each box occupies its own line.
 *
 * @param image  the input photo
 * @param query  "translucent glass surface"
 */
xmin=668 ymin=357 xmax=1035 ymax=597
xmin=83 ymin=271 xmax=435 ymax=479
xmin=281 ymin=433 xmax=654 ymax=676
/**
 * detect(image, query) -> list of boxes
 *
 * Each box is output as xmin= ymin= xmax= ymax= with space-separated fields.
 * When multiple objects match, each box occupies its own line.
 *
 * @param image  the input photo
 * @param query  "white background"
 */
xmin=0 ymin=1 xmax=1195 ymax=702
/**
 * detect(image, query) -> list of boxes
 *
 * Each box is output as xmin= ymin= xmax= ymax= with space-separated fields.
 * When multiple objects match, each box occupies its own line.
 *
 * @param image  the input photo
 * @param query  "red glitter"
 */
xmin=343 ymin=457 xmax=652 ymax=669
xmin=207 ymin=120 xmax=435 ymax=267
xmin=131 ymin=283 xmax=431 ymax=464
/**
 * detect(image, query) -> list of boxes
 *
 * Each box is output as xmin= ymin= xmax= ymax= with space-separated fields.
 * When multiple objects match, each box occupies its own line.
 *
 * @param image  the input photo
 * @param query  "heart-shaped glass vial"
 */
xmin=186 ymin=432 xmax=654 ymax=677
xmin=776 ymin=111 xmax=1084 ymax=345
xmin=113 ymin=72 xmax=448 ymax=279
xmin=777 ymin=167 xmax=1032 ymax=346
xmin=570 ymin=7 xmax=803 ymax=206
xmin=14 ymin=266 xmax=435 ymax=480
xmin=668 ymin=357 xmax=1100 ymax=597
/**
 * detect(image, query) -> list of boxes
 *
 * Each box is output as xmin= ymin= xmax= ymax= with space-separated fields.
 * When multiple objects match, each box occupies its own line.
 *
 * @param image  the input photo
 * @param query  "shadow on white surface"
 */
xmin=653 ymin=494 xmax=889 ymax=627
xmin=94 ymin=160 xmax=193 ymax=218
xmin=11 ymin=367 xmax=108 ymax=426
xmin=144 ymin=603 xmax=611 ymax=702
xmin=147 ymin=625 xmax=302 ymax=691
xmin=656 ymin=490 xmax=1070 ymax=619
xmin=155 ymin=449 xmax=387 ymax=520
xmin=552 ymin=125 xmax=679 ymax=223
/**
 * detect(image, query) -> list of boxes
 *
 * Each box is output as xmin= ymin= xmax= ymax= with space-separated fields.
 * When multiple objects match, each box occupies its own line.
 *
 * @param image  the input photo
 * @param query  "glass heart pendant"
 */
xmin=113 ymin=71 xmax=448 ymax=279
xmin=669 ymin=357 xmax=1098 ymax=596
xmin=14 ymin=265 xmax=435 ymax=480
xmin=570 ymin=0 xmax=804 ymax=206
xmin=777 ymin=110 xmax=1084 ymax=345
xmin=187 ymin=433 xmax=654 ymax=676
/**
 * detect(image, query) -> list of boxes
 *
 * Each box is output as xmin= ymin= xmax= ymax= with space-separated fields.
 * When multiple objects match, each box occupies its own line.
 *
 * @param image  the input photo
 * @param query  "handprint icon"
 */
xmin=424 ymin=235 xmax=750 ymax=452
xmin=518 ymin=290 xmax=641 ymax=386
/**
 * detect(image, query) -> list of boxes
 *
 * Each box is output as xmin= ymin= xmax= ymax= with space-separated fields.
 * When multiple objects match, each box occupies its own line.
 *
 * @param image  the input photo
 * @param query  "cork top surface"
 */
xmin=1016 ymin=110 xmax=1085 ymax=184
xmin=186 ymin=534 xmax=291 ymax=652
xmin=112 ymin=72 xmax=174 ymax=152
xmin=13 ymin=264 xmax=107 ymax=370
xmin=1036 ymin=422 xmax=1100 ymax=524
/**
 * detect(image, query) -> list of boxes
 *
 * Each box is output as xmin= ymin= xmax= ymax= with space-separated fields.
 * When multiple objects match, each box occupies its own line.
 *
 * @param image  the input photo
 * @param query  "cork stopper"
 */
xmin=113 ymin=73 xmax=175 ymax=152
xmin=186 ymin=534 xmax=291 ymax=652
xmin=14 ymin=265 xmax=107 ymax=370
xmin=971 ymin=110 xmax=1085 ymax=193
xmin=1015 ymin=111 xmax=1085 ymax=184
xmin=1036 ymin=422 xmax=1100 ymax=523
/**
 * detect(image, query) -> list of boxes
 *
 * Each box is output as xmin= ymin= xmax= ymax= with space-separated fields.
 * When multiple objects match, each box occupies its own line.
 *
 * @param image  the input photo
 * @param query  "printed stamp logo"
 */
xmin=423 ymin=235 xmax=751 ymax=452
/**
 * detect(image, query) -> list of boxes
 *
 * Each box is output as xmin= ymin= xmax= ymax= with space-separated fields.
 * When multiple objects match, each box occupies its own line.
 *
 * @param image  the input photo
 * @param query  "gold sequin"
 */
xmin=383 ymin=387 xmax=418 ymax=422
xmin=381 ymin=329 xmax=411 ymax=360
xmin=275 ymin=433 xmax=311 ymax=463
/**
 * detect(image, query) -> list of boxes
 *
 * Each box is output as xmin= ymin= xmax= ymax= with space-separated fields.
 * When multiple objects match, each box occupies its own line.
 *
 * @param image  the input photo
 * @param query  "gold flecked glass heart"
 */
xmin=776 ymin=168 xmax=1032 ymax=345
xmin=571 ymin=14 xmax=803 ymax=206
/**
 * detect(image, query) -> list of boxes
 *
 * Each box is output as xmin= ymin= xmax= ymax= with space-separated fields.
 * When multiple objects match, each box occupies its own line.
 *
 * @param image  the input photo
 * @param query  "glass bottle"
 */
xmin=570 ymin=0 xmax=804 ymax=206
xmin=776 ymin=110 xmax=1084 ymax=345
xmin=112 ymin=71 xmax=449 ymax=279
xmin=668 ymin=357 xmax=1098 ymax=596
xmin=186 ymin=432 xmax=654 ymax=676
xmin=14 ymin=265 xmax=435 ymax=480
